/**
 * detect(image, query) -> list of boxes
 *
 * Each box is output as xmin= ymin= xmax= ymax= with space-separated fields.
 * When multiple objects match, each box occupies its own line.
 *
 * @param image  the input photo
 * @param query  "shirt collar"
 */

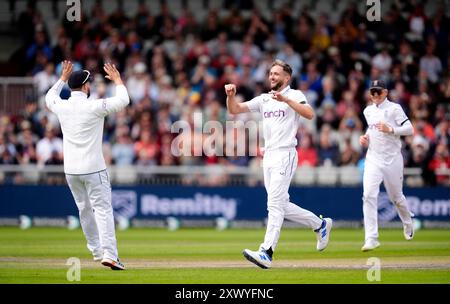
xmin=279 ymin=85 xmax=291 ymax=95
xmin=376 ymin=98 xmax=388 ymax=108
xmin=71 ymin=91 xmax=87 ymax=98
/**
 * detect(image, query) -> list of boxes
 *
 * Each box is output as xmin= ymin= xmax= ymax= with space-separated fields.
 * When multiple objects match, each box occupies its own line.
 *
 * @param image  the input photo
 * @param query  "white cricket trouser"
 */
xmin=260 ymin=148 xmax=323 ymax=251
xmin=66 ymin=170 xmax=119 ymax=260
xmin=362 ymin=153 xmax=413 ymax=241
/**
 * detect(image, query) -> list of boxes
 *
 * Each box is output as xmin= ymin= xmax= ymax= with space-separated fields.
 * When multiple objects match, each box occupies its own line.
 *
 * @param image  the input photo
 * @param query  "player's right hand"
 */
xmin=359 ymin=134 xmax=369 ymax=147
xmin=224 ymin=84 xmax=236 ymax=97
xmin=60 ymin=60 xmax=73 ymax=82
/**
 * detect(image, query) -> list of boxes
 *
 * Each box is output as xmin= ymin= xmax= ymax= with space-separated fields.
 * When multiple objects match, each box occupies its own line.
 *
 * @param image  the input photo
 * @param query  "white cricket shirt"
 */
xmin=363 ymin=98 xmax=411 ymax=166
xmin=45 ymin=79 xmax=130 ymax=174
xmin=246 ymin=85 xmax=307 ymax=151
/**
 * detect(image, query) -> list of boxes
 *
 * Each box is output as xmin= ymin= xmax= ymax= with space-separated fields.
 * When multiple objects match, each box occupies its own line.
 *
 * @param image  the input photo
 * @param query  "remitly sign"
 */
xmin=141 ymin=193 xmax=237 ymax=220
xmin=378 ymin=191 xmax=450 ymax=222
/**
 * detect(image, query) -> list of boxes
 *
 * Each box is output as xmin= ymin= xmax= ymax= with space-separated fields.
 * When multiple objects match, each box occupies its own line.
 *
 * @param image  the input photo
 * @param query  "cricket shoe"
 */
xmin=361 ymin=239 xmax=380 ymax=252
xmin=243 ymin=249 xmax=272 ymax=269
xmin=315 ymin=217 xmax=333 ymax=251
xmin=403 ymin=222 xmax=414 ymax=241
xmin=101 ymin=257 xmax=125 ymax=270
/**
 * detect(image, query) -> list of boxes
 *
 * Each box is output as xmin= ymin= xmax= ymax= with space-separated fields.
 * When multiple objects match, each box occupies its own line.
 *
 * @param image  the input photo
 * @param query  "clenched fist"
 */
xmin=359 ymin=134 xmax=369 ymax=147
xmin=224 ymin=84 xmax=236 ymax=97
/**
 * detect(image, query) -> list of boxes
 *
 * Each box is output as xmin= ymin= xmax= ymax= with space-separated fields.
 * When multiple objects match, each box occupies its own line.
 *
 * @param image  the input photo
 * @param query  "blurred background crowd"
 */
xmin=0 ymin=0 xmax=449 ymax=186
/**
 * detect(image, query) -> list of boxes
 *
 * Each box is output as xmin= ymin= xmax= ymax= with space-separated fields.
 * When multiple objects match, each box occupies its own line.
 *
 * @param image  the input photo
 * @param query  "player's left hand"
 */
xmin=376 ymin=121 xmax=393 ymax=133
xmin=271 ymin=91 xmax=286 ymax=102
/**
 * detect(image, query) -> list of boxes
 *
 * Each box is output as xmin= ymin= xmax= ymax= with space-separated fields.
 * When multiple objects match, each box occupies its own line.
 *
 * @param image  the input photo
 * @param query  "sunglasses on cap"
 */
xmin=370 ymin=88 xmax=384 ymax=95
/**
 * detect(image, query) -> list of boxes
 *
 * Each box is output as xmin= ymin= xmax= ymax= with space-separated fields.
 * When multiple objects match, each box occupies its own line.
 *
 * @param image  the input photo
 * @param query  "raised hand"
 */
xmin=271 ymin=91 xmax=286 ymax=102
xmin=104 ymin=63 xmax=123 ymax=85
xmin=224 ymin=84 xmax=236 ymax=97
xmin=60 ymin=60 xmax=73 ymax=82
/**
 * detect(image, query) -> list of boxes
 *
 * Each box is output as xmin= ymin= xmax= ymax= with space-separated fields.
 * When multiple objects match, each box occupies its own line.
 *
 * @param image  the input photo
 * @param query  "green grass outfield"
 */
xmin=0 ymin=227 xmax=449 ymax=284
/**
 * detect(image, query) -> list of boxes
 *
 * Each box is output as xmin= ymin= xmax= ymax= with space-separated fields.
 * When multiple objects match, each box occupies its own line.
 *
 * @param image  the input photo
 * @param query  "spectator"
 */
xmin=419 ymin=43 xmax=443 ymax=84
xmin=428 ymin=143 xmax=450 ymax=186
xmin=126 ymin=62 xmax=151 ymax=104
xmin=339 ymin=138 xmax=360 ymax=166
xmin=371 ymin=45 xmax=392 ymax=76
xmin=34 ymin=63 xmax=58 ymax=96
xmin=36 ymin=127 xmax=63 ymax=166
xmin=16 ymin=121 xmax=38 ymax=164
xmin=201 ymin=9 xmax=222 ymax=42
xmin=112 ymin=125 xmax=135 ymax=165
xmin=317 ymin=124 xmax=339 ymax=166
xmin=25 ymin=30 xmax=52 ymax=70
xmin=276 ymin=43 xmax=302 ymax=81
xmin=297 ymin=133 xmax=318 ymax=167
xmin=134 ymin=129 xmax=159 ymax=166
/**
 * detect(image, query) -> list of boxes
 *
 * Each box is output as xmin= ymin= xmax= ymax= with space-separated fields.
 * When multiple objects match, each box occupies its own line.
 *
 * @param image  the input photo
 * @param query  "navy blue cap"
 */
xmin=369 ymin=80 xmax=387 ymax=90
xmin=68 ymin=70 xmax=92 ymax=89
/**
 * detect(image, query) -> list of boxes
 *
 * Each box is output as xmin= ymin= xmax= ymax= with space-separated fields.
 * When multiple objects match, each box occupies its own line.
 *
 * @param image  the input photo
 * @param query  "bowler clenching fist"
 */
xmin=224 ymin=84 xmax=236 ymax=97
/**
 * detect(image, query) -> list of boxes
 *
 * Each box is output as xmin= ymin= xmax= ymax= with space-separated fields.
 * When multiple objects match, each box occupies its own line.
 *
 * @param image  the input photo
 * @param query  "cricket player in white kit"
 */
xmin=360 ymin=80 xmax=414 ymax=252
xmin=225 ymin=60 xmax=332 ymax=269
xmin=45 ymin=61 xmax=130 ymax=270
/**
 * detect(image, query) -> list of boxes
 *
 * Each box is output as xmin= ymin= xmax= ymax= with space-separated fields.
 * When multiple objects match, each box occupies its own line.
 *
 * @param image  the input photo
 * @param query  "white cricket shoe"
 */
xmin=101 ymin=257 xmax=125 ymax=270
xmin=361 ymin=239 xmax=381 ymax=252
xmin=315 ymin=218 xmax=333 ymax=251
xmin=243 ymin=249 xmax=272 ymax=269
xmin=403 ymin=222 xmax=414 ymax=241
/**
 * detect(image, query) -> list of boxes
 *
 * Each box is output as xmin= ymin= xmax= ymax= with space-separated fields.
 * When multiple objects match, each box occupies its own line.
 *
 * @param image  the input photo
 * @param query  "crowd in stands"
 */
xmin=1 ymin=0 xmax=449 ymax=186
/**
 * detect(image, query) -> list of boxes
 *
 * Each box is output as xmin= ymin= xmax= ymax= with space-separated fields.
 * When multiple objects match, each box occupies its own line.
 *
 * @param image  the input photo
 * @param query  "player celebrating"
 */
xmin=360 ymin=80 xmax=414 ymax=251
xmin=45 ymin=61 xmax=129 ymax=270
xmin=225 ymin=59 xmax=332 ymax=269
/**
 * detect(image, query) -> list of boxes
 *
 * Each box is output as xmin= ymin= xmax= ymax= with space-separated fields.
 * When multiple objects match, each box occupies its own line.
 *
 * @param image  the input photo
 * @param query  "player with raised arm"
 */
xmin=360 ymin=80 xmax=415 ymax=251
xmin=225 ymin=59 xmax=332 ymax=269
xmin=45 ymin=60 xmax=130 ymax=270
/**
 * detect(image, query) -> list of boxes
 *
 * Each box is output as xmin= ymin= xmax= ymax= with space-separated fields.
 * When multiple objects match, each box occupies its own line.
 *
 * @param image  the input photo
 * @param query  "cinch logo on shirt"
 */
xmin=263 ymin=110 xmax=286 ymax=118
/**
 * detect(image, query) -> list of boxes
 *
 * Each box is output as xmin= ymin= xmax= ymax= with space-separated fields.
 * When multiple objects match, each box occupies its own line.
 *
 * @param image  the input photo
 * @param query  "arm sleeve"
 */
xmin=45 ymin=79 xmax=66 ymax=113
xmin=292 ymin=90 xmax=308 ymax=104
xmin=245 ymin=96 xmax=262 ymax=113
xmin=393 ymin=119 xmax=414 ymax=136
xmin=92 ymin=84 xmax=130 ymax=117
xmin=392 ymin=105 xmax=413 ymax=136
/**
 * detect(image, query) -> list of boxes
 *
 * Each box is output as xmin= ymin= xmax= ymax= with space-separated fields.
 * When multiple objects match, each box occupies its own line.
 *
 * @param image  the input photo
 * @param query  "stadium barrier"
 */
xmin=0 ymin=164 xmax=439 ymax=187
xmin=1 ymin=183 xmax=449 ymax=229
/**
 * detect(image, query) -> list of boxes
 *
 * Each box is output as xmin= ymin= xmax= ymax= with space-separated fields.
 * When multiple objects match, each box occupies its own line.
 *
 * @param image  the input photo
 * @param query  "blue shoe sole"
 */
xmin=242 ymin=250 xmax=270 ymax=269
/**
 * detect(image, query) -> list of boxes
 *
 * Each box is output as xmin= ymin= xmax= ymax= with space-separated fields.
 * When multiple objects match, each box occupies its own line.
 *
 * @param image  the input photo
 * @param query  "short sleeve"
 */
xmin=393 ymin=105 xmax=409 ymax=126
xmin=245 ymin=96 xmax=262 ymax=113
xmin=291 ymin=90 xmax=308 ymax=104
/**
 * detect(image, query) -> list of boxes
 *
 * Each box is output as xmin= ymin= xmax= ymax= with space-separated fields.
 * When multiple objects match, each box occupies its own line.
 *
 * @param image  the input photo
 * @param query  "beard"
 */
xmin=270 ymin=80 xmax=283 ymax=91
